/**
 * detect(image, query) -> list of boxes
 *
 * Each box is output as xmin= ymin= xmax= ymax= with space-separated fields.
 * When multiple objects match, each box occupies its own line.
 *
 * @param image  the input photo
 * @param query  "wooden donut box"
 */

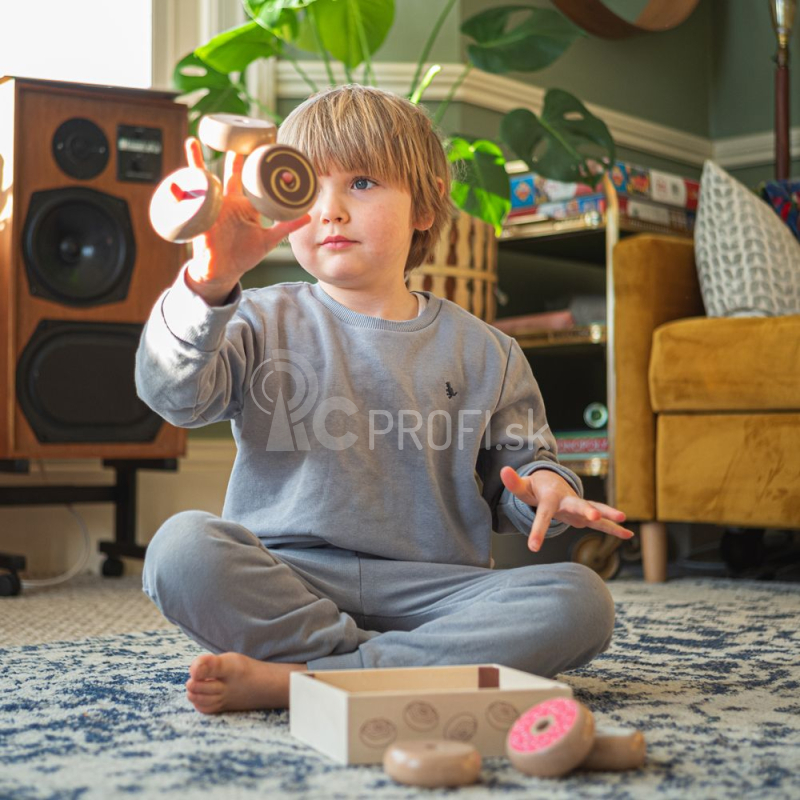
xmin=289 ymin=663 xmax=571 ymax=765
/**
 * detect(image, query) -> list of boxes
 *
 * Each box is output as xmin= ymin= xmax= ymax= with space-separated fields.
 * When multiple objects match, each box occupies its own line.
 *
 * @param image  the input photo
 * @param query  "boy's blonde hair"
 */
xmin=278 ymin=84 xmax=453 ymax=275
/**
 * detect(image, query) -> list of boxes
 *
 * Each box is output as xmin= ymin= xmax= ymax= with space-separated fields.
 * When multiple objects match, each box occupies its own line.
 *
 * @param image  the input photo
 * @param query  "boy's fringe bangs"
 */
xmin=280 ymin=88 xmax=419 ymax=189
xmin=279 ymin=85 xmax=454 ymax=272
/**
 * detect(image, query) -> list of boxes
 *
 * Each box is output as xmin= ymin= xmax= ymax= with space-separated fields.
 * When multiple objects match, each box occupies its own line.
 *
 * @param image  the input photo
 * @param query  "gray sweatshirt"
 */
xmin=135 ymin=267 xmax=583 ymax=568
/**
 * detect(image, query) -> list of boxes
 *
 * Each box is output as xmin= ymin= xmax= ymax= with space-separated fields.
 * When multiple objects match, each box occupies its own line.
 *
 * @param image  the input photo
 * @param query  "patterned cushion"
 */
xmin=694 ymin=160 xmax=800 ymax=317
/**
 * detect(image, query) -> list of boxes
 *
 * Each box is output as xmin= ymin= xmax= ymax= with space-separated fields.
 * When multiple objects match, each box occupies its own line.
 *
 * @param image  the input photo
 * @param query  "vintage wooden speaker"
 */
xmin=0 ymin=77 xmax=188 ymax=460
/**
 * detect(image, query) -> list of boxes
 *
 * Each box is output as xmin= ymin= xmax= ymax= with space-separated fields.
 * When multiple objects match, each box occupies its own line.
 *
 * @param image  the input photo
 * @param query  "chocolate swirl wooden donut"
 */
xmin=506 ymin=697 xmax=595 ymax=778
xmin=242 ymin=144 xmax=317 ymax=221
xmin=149 ymin=113 xmax=316 ymax=242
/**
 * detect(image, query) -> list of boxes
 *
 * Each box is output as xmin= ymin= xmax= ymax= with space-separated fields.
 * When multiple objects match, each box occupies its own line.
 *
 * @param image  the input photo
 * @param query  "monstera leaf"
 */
xmin=462 ymin=5 xmax=583 ymax=75
xmin=243 ymin=0 xmax=313 ymax=31
xmin=448 ymin=137 xmax=511 ymax=235
xmin=292 ymin=0 xmax=395 ymax=69
xmin=195 ymin=21 xmax=281 ymax=74
xmin=500 ymin=89 xmax=615 ymax=187
xmin=173 ymin=53 xmax=250 ymax=136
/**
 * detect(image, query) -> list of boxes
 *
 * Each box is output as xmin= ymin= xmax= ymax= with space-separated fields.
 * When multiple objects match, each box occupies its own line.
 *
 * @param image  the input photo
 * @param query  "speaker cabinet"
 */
xmin=0 ymin=77 xmax=188 ymax=460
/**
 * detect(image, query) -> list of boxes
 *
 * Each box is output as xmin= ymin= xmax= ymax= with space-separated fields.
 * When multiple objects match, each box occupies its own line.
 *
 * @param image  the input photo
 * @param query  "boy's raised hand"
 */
xmin=500 ymin=465 xmax=634 ymax=553
xmin=183 ymin=137 xmax=311 ymax=306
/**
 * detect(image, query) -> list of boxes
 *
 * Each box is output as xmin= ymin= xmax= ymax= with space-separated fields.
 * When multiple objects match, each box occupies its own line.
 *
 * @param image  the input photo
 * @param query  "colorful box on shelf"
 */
xmin=507 ymin=193 xmax=695 ymax=233
xmin=509 ymin=160 xmax=699 ymax=216
xmin=556 ymin=430 xmax=609 ymax=456
xmin=289 ymin=664 xmax=571 ymax=765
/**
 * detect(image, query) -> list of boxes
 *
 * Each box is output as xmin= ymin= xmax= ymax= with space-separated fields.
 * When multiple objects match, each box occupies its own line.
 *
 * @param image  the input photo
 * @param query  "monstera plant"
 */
xmin=174 ymin=0 xmax=615 ymax=235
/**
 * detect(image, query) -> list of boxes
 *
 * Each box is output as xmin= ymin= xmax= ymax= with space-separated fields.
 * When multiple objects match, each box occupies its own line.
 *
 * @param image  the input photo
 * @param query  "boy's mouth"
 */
xmin=321 ymin=236 xmax=357 ymax=248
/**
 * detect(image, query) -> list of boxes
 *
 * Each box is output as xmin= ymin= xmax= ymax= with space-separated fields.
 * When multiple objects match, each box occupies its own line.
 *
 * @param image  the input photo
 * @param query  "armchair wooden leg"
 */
xmin=640 ymin=522 xmax=668 ymax=583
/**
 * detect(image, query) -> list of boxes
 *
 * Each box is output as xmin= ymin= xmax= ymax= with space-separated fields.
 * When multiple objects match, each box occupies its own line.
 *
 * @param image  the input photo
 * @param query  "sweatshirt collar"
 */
xmin=309 ymin=282 xmax=441 ymax=331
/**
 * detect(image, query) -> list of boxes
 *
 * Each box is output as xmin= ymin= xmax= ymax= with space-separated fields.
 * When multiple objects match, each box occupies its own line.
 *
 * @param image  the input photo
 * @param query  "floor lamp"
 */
xmin=770 ymin=0 xmax=797 ymax=179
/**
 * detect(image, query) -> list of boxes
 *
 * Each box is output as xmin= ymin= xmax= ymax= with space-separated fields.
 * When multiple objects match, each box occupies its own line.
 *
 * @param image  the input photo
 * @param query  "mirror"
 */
xmin=551 ymin=0 xmax=701 ymax=39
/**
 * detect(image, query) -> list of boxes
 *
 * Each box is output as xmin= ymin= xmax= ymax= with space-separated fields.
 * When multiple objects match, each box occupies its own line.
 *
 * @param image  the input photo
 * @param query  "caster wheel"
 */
xmin=0 ymin=572 xmax=22 ymax=596
xmin=243 ymin=144 xmax=318 ymax=221
xmin=571 ymin=534 xmax=622 ymax=581
xmin=721 ymin=529 xmax=765 ymax=573
xmin=102 ymin=558 xmax=124 ymax=578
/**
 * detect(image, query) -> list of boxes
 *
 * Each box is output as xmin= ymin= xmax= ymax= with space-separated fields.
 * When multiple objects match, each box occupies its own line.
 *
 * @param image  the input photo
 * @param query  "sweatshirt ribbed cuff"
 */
xmin=160 ymin=264 xmax=242 ymax=352
xmin=498 ymin=461 xmax=584 ymax=539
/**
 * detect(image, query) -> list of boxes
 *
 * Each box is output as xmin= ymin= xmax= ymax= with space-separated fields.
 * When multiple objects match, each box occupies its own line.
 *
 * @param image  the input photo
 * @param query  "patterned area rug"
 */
xmin=1 ymin=578 xmax=799 ymax=799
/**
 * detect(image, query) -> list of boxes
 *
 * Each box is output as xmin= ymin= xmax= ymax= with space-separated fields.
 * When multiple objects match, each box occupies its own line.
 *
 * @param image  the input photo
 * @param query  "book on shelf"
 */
xmin=555 ymin=430 xmax=609 ymax=456
xmin=506 ymin=193 xmax=696 ymax=233
xmin=491 ymin=309 xmax=575 ymax=336
xmin=510 ymin=160 xmax=699 ymax=215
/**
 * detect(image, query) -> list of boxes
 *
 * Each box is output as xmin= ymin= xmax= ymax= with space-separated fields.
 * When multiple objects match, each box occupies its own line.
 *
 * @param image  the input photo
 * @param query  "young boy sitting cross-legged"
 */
xmin=136 ymin=84 xmax=633 ymax=714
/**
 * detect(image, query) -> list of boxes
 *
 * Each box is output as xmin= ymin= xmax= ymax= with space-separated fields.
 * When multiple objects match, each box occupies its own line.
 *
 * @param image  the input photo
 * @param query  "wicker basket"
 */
xmin=406 ymin=211 xmax=498 ymax=323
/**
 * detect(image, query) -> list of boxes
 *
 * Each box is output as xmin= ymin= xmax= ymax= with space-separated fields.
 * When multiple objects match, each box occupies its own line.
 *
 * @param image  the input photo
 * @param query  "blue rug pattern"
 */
xmin=1 ymin=578 xmax=799 ymax=799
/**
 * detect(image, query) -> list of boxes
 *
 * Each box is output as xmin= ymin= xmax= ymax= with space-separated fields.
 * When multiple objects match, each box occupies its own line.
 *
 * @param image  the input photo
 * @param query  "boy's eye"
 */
xmin=352 ymin=177 xmax=376 ymax=190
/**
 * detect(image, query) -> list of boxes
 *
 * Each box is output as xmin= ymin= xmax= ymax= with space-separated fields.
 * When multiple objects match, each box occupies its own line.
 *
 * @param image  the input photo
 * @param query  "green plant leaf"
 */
xmin=462 ymin=5 xmax=583 ymax=75
xmin=242 ymin=0 xmax=312 ymax=37
xmin=500 ymin=89 xmax=615 ymax=187
xmin=173 ymin=53 xmax=250 ymax=136
xmin=447 ymin=137 xmax=511 ymax=235
xmin=195 ymin=21 xmax=281 ymax=74
xmin=306 ymin=0 xmax=394 ymax=69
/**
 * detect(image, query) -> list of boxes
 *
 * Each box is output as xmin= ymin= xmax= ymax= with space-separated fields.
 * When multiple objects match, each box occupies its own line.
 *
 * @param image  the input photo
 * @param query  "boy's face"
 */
xmin=287 ymin=166 xmax=432 ymax=288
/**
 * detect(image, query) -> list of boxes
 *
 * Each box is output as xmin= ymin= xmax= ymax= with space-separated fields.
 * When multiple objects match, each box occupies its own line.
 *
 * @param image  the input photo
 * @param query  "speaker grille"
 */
xmin=16 ymin=321 xmax=163 ymax=443
xmin=22 ymin=187 xmax=136 ymax=306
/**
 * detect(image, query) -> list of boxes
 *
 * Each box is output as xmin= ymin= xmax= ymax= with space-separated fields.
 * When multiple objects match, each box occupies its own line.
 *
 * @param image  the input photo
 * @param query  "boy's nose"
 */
xmin=317 ymin=191 xmax=349 ymax=224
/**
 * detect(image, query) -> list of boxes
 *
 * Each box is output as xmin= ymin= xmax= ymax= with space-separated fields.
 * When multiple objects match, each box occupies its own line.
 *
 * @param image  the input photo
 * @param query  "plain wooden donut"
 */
xmin=581 ymin=726 xmax=646 ymax=771
xmin=198 ymin=113 xmax=277 ymax=154
xmin=383 ymin=740 xmax=481 ymax=788
xmin=149 ymin=166 xmax=223 ymax=242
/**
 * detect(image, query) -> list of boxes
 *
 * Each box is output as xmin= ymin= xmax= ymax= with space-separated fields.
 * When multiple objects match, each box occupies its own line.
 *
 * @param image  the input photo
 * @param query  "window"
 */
xmin=0 ymin=1 xmax=152 ymax=88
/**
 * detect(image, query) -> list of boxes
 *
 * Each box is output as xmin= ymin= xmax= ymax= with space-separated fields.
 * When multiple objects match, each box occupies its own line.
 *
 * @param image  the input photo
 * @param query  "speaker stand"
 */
xmin=0 ymin=458 xmax=178 ymax=595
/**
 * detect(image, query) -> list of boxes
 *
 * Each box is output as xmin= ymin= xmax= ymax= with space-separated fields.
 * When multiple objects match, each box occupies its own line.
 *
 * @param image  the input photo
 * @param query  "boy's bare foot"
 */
xmin=185 ymin=652 xmax=307 ymax=714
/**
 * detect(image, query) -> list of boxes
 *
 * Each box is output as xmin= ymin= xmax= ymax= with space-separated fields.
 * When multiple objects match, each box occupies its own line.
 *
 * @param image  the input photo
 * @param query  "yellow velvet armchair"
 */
xmin=611 ymin=234 xmax=800 ymax=582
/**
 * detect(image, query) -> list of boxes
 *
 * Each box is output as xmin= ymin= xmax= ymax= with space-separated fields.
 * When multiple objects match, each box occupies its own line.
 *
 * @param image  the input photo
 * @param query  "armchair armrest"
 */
xmin=612 ymin=234 xmax=705 ymax=520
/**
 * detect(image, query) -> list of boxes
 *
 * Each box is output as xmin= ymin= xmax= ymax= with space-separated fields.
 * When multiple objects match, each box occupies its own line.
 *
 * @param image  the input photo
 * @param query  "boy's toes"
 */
xmin=189 ymin=653 xmax=219 ymax=682
xmin=186 ymin=676 xmax=224 ymax=695
xmin=187 ymin=691 xmax=223 ymax=714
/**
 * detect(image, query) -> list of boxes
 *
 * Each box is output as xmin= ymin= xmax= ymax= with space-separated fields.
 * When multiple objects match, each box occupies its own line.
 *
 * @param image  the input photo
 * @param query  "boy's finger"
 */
xmin=224 ymin=150 xmax=244 ymax=195
xmin=587 ymin=517 xmax=635 ymax=540
xmin=185 ymin=137 xmax=205 ymax=169
xmin=586 ymin=500 xmax=627 ymax=521
xmin=528 ymin=496 xmax=558 ymax=552
xmin=500 ymin=466 xmax=535 ymax=505
xmin=261 ymin=214 xmax=311 ymax=249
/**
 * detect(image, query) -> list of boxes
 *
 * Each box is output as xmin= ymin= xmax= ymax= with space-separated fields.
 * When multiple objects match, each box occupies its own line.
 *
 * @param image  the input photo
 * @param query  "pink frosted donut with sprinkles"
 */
xmin=506 ymin=697 xmax=595 ymax=778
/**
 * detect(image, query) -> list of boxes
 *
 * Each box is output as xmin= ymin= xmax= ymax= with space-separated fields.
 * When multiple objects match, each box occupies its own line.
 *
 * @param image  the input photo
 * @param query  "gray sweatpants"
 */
xmin=142 ymin=510 xmax=616 ymax=678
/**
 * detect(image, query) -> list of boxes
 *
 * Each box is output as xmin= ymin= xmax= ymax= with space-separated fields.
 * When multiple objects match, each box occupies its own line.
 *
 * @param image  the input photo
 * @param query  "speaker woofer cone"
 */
xmin=16 ymin=320 xmax=163 ymax=443
xmin=22 ymin=187 xmax=136 ymax=306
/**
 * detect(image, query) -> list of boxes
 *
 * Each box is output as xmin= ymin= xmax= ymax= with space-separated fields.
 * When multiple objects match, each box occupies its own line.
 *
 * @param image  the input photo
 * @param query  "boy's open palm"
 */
xmin=500 ymin=466 xmax=635 ymax=553
xmin=183 ymin=138 xmax=310 ymax=303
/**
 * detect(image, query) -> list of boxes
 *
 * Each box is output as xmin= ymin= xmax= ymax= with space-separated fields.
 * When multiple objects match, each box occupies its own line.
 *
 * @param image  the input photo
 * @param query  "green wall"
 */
xmin=190 ymin=0 xmax=798 ymax=441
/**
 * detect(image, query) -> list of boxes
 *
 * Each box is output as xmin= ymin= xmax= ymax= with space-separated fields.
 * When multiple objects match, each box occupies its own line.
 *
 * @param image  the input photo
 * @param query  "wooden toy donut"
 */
xmin=148 ymin=166 xmax=223 ymax=243
xmin=150 ymin=113 xmax=316 ymax=241
xmin=506 ymin=697 xmax=595 ymax=778
xmin=242 ymin=143 xmax=317 ymax=221
xmin=581 ymin=726 xmax=646 ymax=771
xmin=197 ymin=113 xmax=276 ymax=153
xmin=383 ymin=740 xmax=481 ymax=788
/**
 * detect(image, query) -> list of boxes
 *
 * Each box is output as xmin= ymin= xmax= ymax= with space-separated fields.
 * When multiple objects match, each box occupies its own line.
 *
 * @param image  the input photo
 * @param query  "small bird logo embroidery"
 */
xmin=445 ymin=382 xmax=458 ymax=399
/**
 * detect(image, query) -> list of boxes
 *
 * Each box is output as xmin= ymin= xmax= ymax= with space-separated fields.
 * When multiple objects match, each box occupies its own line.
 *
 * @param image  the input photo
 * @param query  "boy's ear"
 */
xmin=414 ymin=177 xmax=445 ymax=231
